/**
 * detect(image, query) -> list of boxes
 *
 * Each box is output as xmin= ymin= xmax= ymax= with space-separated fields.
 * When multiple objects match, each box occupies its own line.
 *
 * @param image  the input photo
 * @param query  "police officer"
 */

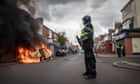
xmin=79 ymin=15 xmax=96 ymax=79
xmin=117 ymin=43 xmax=121 ymax=58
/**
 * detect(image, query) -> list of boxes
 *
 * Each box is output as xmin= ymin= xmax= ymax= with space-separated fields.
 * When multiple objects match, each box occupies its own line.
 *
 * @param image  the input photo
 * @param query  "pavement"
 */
xmin=98 ymin=54 xmax=140 ymax=71
xmin=1 ymin=54 xmax=140 ymax=84
xmin=0 ymin=62 xmax=19 ymax=67
xmin=0 ymin=54 xmax=140 ymax=71
xmin=113 ymin=60 xmax=140 ymax=71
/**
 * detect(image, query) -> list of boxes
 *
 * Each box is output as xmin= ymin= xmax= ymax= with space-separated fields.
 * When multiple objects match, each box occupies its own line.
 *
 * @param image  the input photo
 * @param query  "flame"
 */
xmin=40 ymin=43 xmax=52 ymax=57
xmin=18 ymin=43 xmax=52 ymax=64
xmin=18 ymin=47 xmax=40 ymax=63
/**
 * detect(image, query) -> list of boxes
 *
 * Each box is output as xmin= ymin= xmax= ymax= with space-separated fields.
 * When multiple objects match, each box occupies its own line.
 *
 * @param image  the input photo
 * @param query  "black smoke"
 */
xmin=17 ymin=0 xmax=36 ymax=16
xmin=0 ymin=0 xmax=43 ymax=60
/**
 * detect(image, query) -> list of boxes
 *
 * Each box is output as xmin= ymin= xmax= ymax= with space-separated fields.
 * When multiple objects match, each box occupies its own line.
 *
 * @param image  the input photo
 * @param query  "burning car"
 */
xmin=0 ymin=0 xmax=52 ymax=63
xmin=18 ymin=43 xmax=52 ymax=63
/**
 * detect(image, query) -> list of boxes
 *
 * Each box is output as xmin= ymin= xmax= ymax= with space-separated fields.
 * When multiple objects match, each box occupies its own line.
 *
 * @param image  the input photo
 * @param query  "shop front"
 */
xmin=114 ymin=28 xmax=140 ymax=56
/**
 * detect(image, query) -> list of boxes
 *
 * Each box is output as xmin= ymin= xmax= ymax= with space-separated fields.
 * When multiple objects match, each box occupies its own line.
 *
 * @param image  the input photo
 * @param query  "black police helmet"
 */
xmin=82 ymin=15 xmax=91 ymax=24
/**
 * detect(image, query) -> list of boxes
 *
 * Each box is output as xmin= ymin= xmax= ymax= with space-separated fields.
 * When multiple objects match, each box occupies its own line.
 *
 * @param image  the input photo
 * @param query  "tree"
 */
xmin=57 ymin=32 xmax=68 ymax=46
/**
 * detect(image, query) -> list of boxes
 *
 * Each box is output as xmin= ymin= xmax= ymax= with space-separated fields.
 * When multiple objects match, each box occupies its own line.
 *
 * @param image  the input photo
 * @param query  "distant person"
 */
xmin=95 ymin=47 xmax=99 ymax=57
xmin=77 ymin=15 xmax=96 ymax=79
xmin=116 ymin=43 xmax=121 ymax=58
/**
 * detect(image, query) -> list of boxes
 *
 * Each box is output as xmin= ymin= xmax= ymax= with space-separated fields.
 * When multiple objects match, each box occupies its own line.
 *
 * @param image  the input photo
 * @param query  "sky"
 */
xmin=35 ymin=0 xmax=129 ymax=44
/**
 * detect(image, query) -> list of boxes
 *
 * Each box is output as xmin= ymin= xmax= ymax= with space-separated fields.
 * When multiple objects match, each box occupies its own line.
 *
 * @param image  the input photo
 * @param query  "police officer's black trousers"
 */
xmin=122 ymin=48 xmax=125 ymax=57
xmin=117 ymin=48 xmax=121 ymax=57
xmin=84 ymin=48 xmax=96 ymax=75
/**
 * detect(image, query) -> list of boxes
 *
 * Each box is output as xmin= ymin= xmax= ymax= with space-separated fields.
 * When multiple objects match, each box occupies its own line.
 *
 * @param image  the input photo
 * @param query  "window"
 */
xmin=123 ymin=18 xmax=134 ymax=29
xmin=123 ymin=4 xmax=132 ymax=16
xmin=123 ymin=20 xmax=131 ymax=29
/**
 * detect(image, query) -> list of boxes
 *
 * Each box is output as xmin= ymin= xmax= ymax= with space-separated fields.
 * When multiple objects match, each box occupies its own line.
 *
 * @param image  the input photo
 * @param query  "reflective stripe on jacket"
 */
xmin=80 ymin=24 xmax=94 ymax=37
xmin=117 ymin=45 xmax=121 ymax=49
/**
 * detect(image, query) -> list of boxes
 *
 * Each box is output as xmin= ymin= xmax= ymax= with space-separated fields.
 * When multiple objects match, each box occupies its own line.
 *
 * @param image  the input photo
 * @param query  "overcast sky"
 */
xmin=36 ymin=0 xmax=129 ymax=44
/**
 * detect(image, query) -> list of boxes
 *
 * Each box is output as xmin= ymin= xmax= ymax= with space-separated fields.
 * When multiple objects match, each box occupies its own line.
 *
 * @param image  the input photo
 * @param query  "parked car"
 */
xmin=56 ymin=48 xmax=66 ymax=56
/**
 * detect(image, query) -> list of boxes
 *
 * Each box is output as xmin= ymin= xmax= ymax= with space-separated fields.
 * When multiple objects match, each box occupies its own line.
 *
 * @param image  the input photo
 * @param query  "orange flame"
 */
xmin=18 ymin=47 xmax=40 ymax=63
xmin=18 ymin=43 xmax=52 ymax=64
xmin=40 ymin=43 xmax=52 ymax=57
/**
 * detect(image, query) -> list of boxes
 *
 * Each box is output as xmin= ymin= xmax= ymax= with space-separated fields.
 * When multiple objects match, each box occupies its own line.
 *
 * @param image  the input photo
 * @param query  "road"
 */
xmin=0 ymin=54 xmax=140 ymax=84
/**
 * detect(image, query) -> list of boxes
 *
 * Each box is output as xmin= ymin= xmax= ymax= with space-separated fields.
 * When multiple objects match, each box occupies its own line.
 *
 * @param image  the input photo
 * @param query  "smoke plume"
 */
xmin=0 ymin=0 xmax=43 ymax=61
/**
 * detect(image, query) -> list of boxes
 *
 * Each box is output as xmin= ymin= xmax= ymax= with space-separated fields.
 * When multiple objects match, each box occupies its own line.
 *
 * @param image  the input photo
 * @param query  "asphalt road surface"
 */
xmin=0 ymin=54 xmax=140 ymax=84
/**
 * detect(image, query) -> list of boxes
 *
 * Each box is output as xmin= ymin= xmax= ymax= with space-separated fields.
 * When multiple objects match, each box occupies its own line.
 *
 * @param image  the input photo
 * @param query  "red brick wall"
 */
xmin=125 ymin=38 xmax=132 ymax=55
xmin=43 ymin=28 xmax=49 ymax=39
xmin=104 ymin=40 xmax=112 ymax=54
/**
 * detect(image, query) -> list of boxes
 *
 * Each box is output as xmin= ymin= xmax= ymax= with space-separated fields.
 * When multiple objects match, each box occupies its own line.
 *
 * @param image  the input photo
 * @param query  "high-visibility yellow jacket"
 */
xmin=80 ymin=23 xmax=94 ymax=49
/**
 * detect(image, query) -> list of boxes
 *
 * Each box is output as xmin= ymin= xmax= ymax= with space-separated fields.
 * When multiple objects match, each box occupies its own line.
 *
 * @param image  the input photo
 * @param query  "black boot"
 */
xmin=82 ymin=72 xmax=89 ymax=76
xmin=84 ymin=72 xmax=97 ymax=79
